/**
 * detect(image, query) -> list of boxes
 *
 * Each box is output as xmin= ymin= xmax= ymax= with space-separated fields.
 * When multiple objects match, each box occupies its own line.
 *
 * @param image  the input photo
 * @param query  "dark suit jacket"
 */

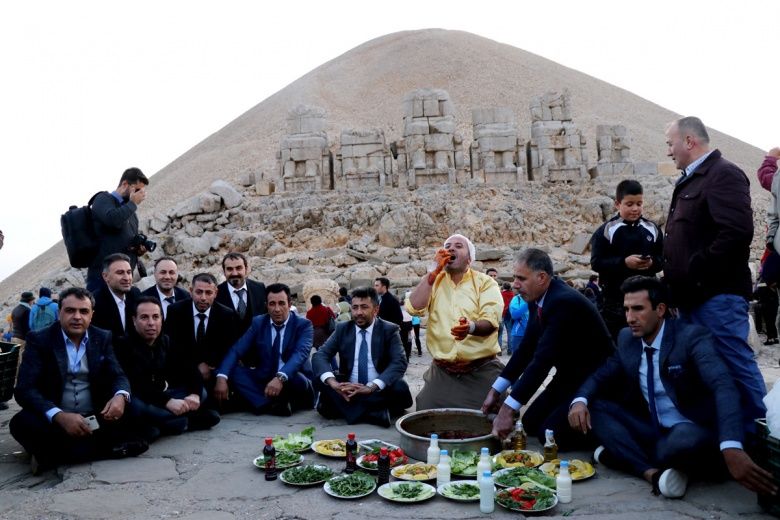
xmin=140 ymin=285 xmax=190 ymax=305
xmin=14 ymin=323 xmax=130 ymax=417
xmin=115 ymin=330 xmax=202 ymax=408
xmin=312 ymin=318 xmax=408 ymax=388
xmin=378 ymin=291 xmax=404 ymax=327
xmin=88 ymin=191 xmax=139 ymax=272
xmin=500 ymin=277 xmax=614 ymax=404
xmin=91 ymin=286 xmax=141 ymax=342
xmin=576 ymin=319 xmax=743 ymax=444
xmin=216 ymin=279 xmax=267 ymax=334
xmin=164 ymin=300 xmax=239 ymax=370
xmin=217 ymin=311 xmax=313 ymax=381
xmin=663 ymin=149 xmax=753 ymax=307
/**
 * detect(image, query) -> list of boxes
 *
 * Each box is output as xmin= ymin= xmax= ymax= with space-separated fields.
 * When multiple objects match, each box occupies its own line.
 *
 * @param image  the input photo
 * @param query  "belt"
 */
xmin=434 ymin=355 xmax=496 ymax=375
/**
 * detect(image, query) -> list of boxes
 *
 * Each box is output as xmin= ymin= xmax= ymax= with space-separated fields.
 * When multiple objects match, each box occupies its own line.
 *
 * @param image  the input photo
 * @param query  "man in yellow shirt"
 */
xmin=406 ymin=234 xmax=504 ymax=409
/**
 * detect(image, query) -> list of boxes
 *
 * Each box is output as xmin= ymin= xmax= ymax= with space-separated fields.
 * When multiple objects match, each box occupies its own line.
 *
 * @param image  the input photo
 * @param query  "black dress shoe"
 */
xmin=363 ymin=408 xmax=391 ymax=428
xmin=187 ymin=409 xmax=221 ymax=431
xmin=110 ymin=439 xmax=149 ymax=459
xmin=269 ymin=401 xmax=292 ymax=417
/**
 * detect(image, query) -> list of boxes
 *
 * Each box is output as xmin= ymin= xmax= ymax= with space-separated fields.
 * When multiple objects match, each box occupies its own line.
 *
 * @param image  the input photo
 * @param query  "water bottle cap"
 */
xmin=431 ymin=433 xmax=438 ymax=440
xmin=481 ymin=447 xmax=489 ymax=454
xmin=440 ymin=449 xmax=448 ymax=455
xmin=560 ymin=460 xmax=569 ymax=468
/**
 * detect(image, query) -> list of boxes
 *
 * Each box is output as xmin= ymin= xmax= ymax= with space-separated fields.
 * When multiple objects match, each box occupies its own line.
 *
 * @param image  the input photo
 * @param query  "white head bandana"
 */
xmin=444 ymin=234 xmax=476 ymax=263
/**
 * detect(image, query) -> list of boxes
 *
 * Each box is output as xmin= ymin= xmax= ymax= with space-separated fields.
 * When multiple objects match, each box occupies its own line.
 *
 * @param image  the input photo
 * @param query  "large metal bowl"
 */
xmin=394 ymin=408 xmax=501 ymax=461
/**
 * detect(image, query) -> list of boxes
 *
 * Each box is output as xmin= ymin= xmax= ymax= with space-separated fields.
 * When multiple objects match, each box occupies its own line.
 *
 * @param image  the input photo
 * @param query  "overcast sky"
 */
xmin=1 ymin=0 xmax=778 ymax=283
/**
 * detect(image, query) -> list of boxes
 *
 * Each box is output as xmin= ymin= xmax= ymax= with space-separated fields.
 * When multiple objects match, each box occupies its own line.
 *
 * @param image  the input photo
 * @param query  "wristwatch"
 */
xmin=276 ymin=372 xmax=288 ymax=383
xmin=367 ymin=382 xmax=378 ymax=392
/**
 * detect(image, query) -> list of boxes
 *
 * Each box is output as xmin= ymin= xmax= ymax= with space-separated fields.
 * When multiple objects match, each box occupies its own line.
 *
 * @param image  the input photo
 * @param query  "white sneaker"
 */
xmin=658 ymin=468 xmax=688 ymax=498
xmin=593 ymin=445 xmax=606 ymax=464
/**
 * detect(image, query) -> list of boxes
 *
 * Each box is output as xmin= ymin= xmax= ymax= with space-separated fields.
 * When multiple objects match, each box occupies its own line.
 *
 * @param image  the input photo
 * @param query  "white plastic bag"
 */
xmin=764 ymin=377 xmax=780 ymax=437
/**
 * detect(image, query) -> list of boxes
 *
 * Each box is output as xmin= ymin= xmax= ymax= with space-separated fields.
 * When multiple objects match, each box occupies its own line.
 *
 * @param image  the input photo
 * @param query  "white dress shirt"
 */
xmin=320 ymin=321 xmax=385 ymax=390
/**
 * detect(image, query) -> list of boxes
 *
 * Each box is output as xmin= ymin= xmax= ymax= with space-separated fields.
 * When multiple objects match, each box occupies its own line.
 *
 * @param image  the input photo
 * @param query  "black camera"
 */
xmin=128 ymin=233 xmax=157 ymax=253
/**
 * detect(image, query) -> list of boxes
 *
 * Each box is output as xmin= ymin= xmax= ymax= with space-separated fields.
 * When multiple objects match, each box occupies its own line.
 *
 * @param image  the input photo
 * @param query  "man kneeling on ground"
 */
xmin=312 ymin=287 xmax=412 ymax=427
xmin=214 ymin=283 xmax=315 ymax=416
xmin=116 ymin=296 xmax=220 ymax=437
xmin=568 ymin=276 xmax=776 ymax=498
xmin=10 ymin=287 xmax=147 ymax=474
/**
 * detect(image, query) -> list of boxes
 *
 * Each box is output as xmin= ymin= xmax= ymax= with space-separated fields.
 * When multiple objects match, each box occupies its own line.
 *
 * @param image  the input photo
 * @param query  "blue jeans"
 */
xmin=680 ymin=294 xmax=767 ymax=433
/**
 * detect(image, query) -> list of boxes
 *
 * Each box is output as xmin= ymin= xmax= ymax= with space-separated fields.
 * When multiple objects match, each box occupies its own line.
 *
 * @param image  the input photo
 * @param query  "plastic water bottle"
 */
xmin=479 ymin=470 xmax=495 ymax=513
xmin=476 ymin=447 xmax=492 ymax=484
xmin=436 ymin=449 xmax=451 ymax=487
xmin=556 ymin=460 xmax=572 ymax=504
xmin=427 ymin=434 xmax=440 ymax=465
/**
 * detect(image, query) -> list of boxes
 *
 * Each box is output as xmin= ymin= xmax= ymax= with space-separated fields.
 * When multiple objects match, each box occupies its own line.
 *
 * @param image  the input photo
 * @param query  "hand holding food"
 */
xmin=450 ymin=316 xmax=471 ymax=341
xmin=427 ymin=248 xmax=452 ymax=284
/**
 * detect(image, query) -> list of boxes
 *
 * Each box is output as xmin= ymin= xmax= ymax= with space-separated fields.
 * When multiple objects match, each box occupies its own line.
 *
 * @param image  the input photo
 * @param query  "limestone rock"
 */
xmin=377 ymin=208 xmax=437 ymax=248
xmin=302 ymin=278 xmax=340 ymax=310
xmin=210 ymin=180 xmax=243 ymax=209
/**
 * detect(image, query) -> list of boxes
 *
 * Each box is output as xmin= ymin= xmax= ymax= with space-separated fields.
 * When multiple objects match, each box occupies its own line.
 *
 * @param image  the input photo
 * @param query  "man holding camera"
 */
xmin=85 ymin=167 xmax=150 ymax=294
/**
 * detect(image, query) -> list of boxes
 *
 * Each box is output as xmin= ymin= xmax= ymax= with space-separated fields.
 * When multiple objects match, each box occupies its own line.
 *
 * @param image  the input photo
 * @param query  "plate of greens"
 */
xmin=377 ymin=481 xmax=436 ymax=503
xmin=279 ymin=464 xmax=335 ymax=486
xmin=437 ymin=480 xmax=483 ymax=501
xmin=492 ymin=467 xmax=556 ymax=489
xmin=253 ymin=450 xmax=303 ymax=470
xmin=495 ymin=483 xmax=558 ymax=513
xmin=450 ymin=449 xmax=480 ymax=476
xmin=324 ymin=472 xmax=376 ymax=499
xmin=271 ymin=426 xmax=316 ymax=453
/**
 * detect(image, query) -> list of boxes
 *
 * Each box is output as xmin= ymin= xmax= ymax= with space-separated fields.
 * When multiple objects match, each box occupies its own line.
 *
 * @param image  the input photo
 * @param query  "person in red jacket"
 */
xmin=756 ymin=146 xmax=780 ymax=191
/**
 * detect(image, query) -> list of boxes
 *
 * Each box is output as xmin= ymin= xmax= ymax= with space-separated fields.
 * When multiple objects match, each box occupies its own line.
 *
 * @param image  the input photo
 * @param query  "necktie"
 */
xmin=358 ymin=329 xmax=369 ymax=384
xmin=196 ymin=313 xmax=207 ymax=345
xmin=536 ymin=305 xmax=542 ymax=322
xmin=164 ymin=296 xmax=175 ymax=305
xmin=644 ymin=346 xmax=661 ymax=433
xmin=236 ymin=288 xmax=247 ymax=319
xmin=272 ymin=323 xmax=285 ymax=367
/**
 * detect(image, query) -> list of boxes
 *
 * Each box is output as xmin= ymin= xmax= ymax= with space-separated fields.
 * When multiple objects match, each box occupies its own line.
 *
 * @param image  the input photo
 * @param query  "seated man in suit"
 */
xmin=482 ymin=248 xmax=614 ymax=450
xmin=141 ymin=257 xmax=189 ymax=319
xmin=312 ymin=287 xmax=412 ymax=427
xmin=164 ymin=273 xmax=238 ymax=397
xmin=116 ymin=296 xmax=220 ymax=436
xmin=568 ymin=276 xmax=776 ymax=498
xmin=214 ymin=283 xmax=314 ymax=416
xmin=91 ymin=253 xmax=141 ymax=342
xmin=10 ymin=287 xmax=148 ymax=474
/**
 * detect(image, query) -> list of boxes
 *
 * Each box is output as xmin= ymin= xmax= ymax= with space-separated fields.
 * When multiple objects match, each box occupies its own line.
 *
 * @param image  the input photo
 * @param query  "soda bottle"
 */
xmin=543 ymin=429 xmax=558 ymax=462
xmin=345 ymin=432 xmax=358 ymax=474
xmin=377 ymin=447 xmax=390 ymax=485
xmin=263 ymin=437 xmax=277 ymax=481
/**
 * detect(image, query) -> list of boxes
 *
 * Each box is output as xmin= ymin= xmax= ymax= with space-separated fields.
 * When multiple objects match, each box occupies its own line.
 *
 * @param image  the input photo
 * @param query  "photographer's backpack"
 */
xmin=61 ymin=192 xmax=101 ymax=268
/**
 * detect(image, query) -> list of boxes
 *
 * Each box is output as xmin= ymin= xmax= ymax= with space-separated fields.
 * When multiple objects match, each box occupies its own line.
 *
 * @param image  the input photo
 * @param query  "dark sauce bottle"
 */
xmin=345 ymin=432 xmax=357 ymax=474
xmin=263 ymin=437 xmax=277 ymax=481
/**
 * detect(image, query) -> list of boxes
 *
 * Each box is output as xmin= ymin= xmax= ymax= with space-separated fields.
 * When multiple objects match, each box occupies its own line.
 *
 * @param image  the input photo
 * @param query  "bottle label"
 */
xmin=264 ymin=455 xmax=275 ymax=471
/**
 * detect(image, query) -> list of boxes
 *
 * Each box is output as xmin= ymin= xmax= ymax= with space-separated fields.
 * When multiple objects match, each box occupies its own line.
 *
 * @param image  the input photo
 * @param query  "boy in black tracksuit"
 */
xmin=590 ymin=179 xmax=664 ymax=340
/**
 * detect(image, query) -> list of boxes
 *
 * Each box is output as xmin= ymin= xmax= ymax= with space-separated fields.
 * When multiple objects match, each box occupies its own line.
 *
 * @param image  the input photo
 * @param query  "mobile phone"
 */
xmin=85 ymin=415 xmax=100 ymax=431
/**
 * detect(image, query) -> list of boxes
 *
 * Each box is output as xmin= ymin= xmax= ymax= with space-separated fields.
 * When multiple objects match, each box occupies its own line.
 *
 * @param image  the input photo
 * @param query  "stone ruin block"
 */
xmin=634 ymin=161 xmax=659 ymax=176
xmin=588 ymin=125 xmax=638 ymax=179
xmin=527 ymin=91 xmax=588 ymax=181
xmin=529 ymin=91 xmax=572 ymax=123
xmin=277 ymin=105 xmax=333 ymax=192
xmin=334 ymin=128 xmax=394 ymax=191
xmin=469 ymin=107 xmax=526 ymax=184
xmin=396 ymin=89 xmax=466 ymax=188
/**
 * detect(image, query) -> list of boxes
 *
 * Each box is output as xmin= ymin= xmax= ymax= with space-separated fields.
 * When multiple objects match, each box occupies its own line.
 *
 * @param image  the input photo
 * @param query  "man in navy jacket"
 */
xmin=568 ymin=276 xmax=775 ymax=498
xmin=214 ymin=283 xmax=314 ymax=415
